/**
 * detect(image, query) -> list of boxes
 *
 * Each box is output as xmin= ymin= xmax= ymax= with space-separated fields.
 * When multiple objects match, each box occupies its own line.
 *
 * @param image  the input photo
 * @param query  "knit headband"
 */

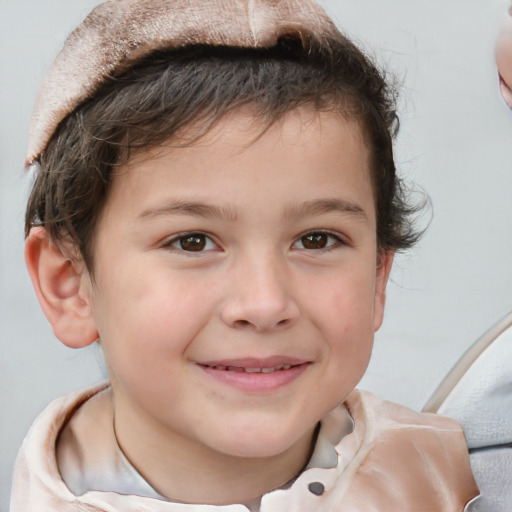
xmin=26 ymin=0 xmax=339 ymax=166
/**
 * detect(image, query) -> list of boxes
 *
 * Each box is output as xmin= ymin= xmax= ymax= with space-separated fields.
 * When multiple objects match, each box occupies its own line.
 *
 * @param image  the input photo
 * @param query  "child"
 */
xmin=11 ymin=0 xmax=479 ymax=510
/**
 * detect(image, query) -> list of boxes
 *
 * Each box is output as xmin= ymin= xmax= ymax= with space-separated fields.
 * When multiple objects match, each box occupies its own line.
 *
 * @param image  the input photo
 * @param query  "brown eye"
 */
xmin=301 ymin=233 xmax=329 ymax=249
xmin=293 ymin=231 xmax=343 ymax=251
xmin=167 ymin=232 xmax=217 ymax=253
xmin=180 ymin=234 xmax=207 ymax=251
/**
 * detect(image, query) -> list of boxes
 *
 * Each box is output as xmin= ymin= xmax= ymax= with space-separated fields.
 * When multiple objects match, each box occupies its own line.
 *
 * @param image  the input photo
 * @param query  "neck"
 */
xmin=112 ymin=393 xmax=316 ymax=506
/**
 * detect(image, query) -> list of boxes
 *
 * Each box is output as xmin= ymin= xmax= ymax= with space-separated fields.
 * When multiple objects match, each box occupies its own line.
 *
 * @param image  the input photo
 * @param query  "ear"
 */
xmin=373 ymin=249 xmax=394 ymax=332
xmin=25 ymin=227 xmax=98 ymax=348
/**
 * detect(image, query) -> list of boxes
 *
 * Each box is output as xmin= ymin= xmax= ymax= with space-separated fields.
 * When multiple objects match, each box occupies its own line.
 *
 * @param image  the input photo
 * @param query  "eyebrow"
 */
xmin=138 ymin=197 xmax=367 ymax=223
xmin=283 ymin=198 xmax=368 ymax=222
xmin=138 ymin=200 xmax=239 ymax=222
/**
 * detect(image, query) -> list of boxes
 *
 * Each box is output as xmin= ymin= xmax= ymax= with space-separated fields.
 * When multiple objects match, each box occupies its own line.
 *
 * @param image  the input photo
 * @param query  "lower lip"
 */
xmin=199 ymin=363 xmax=309 ymax=392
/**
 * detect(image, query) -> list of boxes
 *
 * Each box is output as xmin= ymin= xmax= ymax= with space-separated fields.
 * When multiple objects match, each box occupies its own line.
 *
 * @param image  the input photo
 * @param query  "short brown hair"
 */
xmin=26 ymin=37 xmax=419 ymax=270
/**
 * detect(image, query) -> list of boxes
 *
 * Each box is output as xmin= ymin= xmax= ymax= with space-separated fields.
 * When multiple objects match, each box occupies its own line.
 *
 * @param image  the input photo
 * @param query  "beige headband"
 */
xmin=26 ymin=0 xmax=339 ymax=166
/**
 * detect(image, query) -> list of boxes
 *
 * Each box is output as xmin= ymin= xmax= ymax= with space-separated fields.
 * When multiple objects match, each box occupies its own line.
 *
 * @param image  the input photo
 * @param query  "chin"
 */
xmin=211 ymin=423 xmax=305 ymax=459
xmin=227 ymin=436 xmax=295 ymax=459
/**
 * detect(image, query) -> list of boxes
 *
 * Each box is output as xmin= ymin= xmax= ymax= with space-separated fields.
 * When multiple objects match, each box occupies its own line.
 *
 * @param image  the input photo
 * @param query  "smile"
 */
xmin=197 ymin=358 xmax=310 ymax=392
xmin=203 ymin=364 xmax=294 ymax=373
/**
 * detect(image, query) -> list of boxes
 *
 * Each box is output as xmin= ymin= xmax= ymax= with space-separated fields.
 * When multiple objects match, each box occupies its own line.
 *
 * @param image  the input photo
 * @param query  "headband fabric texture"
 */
xmin=26 ymin=0 xmax=339 ymax=166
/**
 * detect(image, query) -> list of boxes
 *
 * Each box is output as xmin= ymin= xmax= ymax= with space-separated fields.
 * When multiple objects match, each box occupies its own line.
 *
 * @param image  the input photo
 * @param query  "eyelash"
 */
xmin=163 ymin=232 xmax=218 ymax=253
xmin=162 ymin=230 xmax=346 ymax=254
xmin=292 ymin=231 xmax=346 ymax=252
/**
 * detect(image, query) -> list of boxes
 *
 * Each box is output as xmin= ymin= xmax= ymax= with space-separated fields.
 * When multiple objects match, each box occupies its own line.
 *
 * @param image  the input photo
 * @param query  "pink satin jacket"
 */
xmin=10 ymin=385 xmax=479 ymax=511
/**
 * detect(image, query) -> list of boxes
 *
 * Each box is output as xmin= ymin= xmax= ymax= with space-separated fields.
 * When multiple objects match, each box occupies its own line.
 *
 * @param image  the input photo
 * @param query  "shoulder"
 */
xmin=17 ymin=383 xmax=111 ymax=465
xmin=56 ymin=384 xmax=116 ymax=495
xmin=336 ymin=390 xmax=479 ymax=510
xmin=10 ymin=383 xmax=111 ymax=512
xmin=263 ymin=393 xmax=479 ymax=511
xmin=346 ymin=388 xmax=466 ymax=432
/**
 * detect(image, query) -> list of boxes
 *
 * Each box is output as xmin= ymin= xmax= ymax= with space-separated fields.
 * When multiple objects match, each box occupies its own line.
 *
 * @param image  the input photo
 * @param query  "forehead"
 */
xmin=124 ymin=105 xmax=371 ymax=175
xmin=103 ymin=107 xmax=374 ymax=224
xmin=129 ymin=104 xmax=368 ymax=153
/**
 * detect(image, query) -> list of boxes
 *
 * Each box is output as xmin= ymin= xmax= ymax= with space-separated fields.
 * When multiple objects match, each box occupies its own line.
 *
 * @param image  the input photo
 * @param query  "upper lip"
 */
xmin=198 ymin=356 xmax=309 ymax=369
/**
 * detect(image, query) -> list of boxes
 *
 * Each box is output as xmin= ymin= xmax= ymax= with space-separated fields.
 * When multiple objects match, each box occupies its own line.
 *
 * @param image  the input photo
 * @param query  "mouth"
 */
xmin=199 ymin=356 xmax=307 ymax=371
xmin=200 ymin=363 xmax=296 ymax=373
xmin=197 ymin=357 xmax=310 ymax=392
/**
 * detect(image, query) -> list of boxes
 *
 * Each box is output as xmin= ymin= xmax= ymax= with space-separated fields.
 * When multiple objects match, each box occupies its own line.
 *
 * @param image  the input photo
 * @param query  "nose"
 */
xmin=219 ymin=252 xmax=300 ymax=332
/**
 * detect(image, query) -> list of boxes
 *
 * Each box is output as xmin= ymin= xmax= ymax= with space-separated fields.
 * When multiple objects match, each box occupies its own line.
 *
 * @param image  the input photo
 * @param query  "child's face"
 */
xmin=83 ymin=107 xmax=392 ymax=459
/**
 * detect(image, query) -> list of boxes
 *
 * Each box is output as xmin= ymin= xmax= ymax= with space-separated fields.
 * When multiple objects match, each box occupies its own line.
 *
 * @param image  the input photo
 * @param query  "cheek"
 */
xmin=321 ymin=286 xmax=375 ymax=394
xmin=92 ymin=263 xmax=214 ymax=369
xmin=330 ymin=268 xmax=376 ymax=318
xmin=309 ymin=264 xmax=377 ymax=349
xmin=93 ymin=275 xmax=213 ymax=408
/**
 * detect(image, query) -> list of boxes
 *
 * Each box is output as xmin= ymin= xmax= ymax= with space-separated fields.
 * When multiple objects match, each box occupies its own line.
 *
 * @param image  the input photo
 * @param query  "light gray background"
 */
xmin=1 ymin=0 xmax=511 ymax=509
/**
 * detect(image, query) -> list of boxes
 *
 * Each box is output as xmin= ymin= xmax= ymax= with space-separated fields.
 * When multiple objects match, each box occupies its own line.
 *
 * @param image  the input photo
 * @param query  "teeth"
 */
xmin=228 ymin=366 xmax=245 ymax=373
xmin=244 ymin=368 xmax=262 ymax=373
xmin=208 ymin=364 xmax=294 ymax=372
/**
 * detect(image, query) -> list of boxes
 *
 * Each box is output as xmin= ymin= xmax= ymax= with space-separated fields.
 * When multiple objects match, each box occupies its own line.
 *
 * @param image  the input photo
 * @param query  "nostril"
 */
xmin=231 ymin=317 xmax=292 ymax=330
xmin=233 ymin=319 xmax=251 ymax=329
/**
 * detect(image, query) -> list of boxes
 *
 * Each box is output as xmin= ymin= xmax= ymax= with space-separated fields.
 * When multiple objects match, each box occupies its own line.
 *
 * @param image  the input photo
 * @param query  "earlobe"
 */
xmin=373 ymin=250 xmax=394 ymax=332
xmin=25 ymin=227 xmax=98 ymax=348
